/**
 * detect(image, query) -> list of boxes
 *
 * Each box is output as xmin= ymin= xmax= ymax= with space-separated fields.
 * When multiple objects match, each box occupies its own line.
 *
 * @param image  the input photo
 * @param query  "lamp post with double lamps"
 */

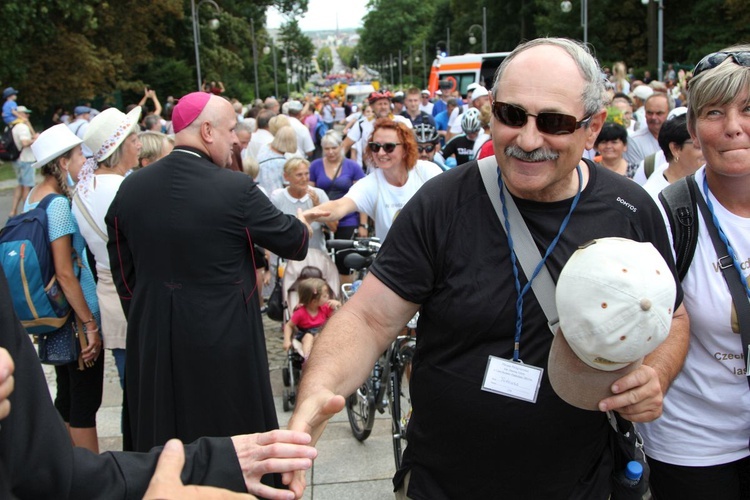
xmin=191 ymin=0 xmax=221 ymax=91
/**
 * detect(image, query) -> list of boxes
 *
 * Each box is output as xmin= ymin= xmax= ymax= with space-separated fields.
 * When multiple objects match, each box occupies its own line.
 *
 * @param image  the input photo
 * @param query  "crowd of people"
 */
xmin=1 ymin=36 xmax=749 ymax=500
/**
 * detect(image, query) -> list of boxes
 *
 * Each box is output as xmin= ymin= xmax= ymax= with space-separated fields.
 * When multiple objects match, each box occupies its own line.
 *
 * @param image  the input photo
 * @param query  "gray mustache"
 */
xmin=505 ymin=145 xmax=560 ymax=162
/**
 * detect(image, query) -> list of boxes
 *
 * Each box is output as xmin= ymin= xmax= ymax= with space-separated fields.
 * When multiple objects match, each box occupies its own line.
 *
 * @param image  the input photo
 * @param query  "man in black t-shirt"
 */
xmin=440 ymin=107 xmax=481 ymax=167
xmin=289 ymin=38 xmax=689 ymax=499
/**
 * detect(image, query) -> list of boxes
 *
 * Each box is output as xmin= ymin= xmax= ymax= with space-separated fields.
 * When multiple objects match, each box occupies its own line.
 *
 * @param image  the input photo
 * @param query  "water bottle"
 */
xmin=612 ymin=460 xmax=646 ymax=500
xmin=619 ymin=461 xmax=642 ymax=487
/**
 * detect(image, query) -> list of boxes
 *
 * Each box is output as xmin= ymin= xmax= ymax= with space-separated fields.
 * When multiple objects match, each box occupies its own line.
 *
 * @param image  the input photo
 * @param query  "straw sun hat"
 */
xmin=83 ymin=106 xmax=141 ymax=164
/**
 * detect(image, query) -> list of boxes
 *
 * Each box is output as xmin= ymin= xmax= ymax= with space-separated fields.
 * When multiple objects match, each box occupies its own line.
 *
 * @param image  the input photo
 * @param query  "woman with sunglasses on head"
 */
xmin=638 ymin=46 xmax=750 ymax=500
xmin=305 ymin=118 xmax=442 ymax=241
xmin=308 ymin=130 xmax=365 ymax=239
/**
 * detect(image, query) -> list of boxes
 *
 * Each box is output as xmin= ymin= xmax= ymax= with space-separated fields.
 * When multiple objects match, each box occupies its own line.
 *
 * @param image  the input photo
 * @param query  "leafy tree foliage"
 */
xmin=0 ymin=0 xmax=309 ymax=115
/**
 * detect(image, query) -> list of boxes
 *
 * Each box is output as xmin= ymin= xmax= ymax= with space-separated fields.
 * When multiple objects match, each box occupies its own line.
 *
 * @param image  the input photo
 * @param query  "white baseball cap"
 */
xmin=632 ymin=85 xmax=654 ymax=101
xmin=548 ymin=238 xmax=676 ymax=411
xmin=471 ymin=86 xmax=489 ymax=102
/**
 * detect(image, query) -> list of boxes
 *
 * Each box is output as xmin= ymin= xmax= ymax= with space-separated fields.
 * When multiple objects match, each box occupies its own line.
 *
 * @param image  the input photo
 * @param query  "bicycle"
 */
xmin=328 ymin=238 xmax=417 ymax=470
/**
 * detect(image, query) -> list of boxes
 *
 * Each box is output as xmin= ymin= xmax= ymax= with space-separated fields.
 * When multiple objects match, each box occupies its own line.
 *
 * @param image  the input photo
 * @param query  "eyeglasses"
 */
xmin=693 ymin=51 xmax=750 ymax=78
xmin=417 ymin=144 xmax=436 ymax=153
xmin=492 ymin=101 xmax=592 ymax=135
xmin=368 ymin=142 xmax=402 ymax=153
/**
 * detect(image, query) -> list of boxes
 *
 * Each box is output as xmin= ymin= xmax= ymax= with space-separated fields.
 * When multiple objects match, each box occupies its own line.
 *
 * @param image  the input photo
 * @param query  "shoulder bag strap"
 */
xmin=477 ymin=156 xmax=559 ymax=333
xmin=72 ymin=191 xmax=108 ymax=242
xmin=691 ymin=176 xmax=750 ymax=389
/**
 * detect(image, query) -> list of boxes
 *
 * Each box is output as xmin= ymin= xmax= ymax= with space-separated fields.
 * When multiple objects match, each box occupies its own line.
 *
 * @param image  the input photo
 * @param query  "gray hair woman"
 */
xmin=75 ymin=106 xmax=142 ymax=389
xmin=638 ymin=45 xmax=750 ymax=500
xmin=308 ymin=130 xmax=365 ymax=241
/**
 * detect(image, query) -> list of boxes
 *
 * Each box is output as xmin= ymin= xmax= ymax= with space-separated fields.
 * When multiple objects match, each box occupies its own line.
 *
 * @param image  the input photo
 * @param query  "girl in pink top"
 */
xmin=283 ymin=278 xmax=341 ymax=358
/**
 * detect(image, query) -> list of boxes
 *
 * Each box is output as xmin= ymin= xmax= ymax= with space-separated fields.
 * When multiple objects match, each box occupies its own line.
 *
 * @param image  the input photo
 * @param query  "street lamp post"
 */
xmin=436 ymin=40 xmax=447 ymax=57
xmin=250 ymin=18 xmax=260 ymax=100
xmin=560 ymin=0 xmax=587 ymax=45
xmin=390 ymin=53 xmax=394 ymax=86
xmin=641 ymin=0 xmax=664 ymax=81
xmin=191 ymin=0 xmax=221 ymax=91
xmin=266 ymin=44 xmax=279 ymax=97
xmin=398 ymin=50 xmax=403 ymax=86
xmin=468 ymin=8 xmax=487 ymax=53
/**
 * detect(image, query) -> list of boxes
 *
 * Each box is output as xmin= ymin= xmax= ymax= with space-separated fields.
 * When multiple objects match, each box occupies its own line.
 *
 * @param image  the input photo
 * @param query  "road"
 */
xmin=0 ymin=183 xmax=19 ymax=225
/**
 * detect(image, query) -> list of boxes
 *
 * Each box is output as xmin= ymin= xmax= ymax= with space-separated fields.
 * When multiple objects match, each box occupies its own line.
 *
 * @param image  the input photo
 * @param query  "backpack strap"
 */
xmin=658 ymin=175 xmax=699 ymax=282
xmin=644 ymin=152 xmax=657 ymax=179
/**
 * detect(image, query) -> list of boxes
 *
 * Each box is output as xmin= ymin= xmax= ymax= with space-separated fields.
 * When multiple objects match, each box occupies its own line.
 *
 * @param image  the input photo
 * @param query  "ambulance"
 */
xmin=427 ymin=52 xmax=511 ymax=97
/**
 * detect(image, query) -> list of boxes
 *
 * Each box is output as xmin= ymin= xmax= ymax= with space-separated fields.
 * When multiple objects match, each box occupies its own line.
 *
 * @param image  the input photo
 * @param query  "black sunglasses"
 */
xmin=492 ymin=101 xmax=592 ymax=135
xmin=417 ymin=144 xmax=436 ymax=153
xmin=693 ymin=51 xmax=750 ymax=78
xmin=368 ymin=142 xmax=402 ymax=153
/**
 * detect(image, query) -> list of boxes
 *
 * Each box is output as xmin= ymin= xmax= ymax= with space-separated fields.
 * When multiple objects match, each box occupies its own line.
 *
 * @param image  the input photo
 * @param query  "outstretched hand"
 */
xmin=231 ymin=429 xmax=318 ymax=500
xmin=282 ymin=391 xmax=345 ymax=498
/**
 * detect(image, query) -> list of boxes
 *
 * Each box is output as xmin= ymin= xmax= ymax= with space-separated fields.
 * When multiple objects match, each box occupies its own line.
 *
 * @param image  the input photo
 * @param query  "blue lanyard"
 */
xmin=702 ymin=175 xmax=750 ymax=300
xmin=499 ymin=166 xmax=583 ymax=362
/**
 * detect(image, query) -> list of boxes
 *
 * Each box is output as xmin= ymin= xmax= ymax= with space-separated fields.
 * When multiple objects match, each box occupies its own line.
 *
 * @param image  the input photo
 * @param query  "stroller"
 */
xmin=280 ymin=248 xmax=340 ymax=411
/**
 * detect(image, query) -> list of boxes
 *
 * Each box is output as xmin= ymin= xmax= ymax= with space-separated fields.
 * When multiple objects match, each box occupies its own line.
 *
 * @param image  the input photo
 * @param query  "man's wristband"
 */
xmin=359 ymin=224 xmax=369 ymax=229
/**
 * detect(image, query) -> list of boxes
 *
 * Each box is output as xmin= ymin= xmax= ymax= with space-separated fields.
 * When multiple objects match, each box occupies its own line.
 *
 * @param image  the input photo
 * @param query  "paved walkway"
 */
xmin=42 ymin=313 xmax=398 ymax=499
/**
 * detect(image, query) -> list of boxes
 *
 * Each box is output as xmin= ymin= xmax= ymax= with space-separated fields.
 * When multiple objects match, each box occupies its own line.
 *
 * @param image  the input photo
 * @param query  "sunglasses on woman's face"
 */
xmin=368 ymin=142 xmax=402 ymax=153
xmin=492 ymin=101 xmax=592 ymax=135
xmin=692 ymin=51 xmax=750 ymax=78
xmin=417 ymin=144 xmax=436 ymax=153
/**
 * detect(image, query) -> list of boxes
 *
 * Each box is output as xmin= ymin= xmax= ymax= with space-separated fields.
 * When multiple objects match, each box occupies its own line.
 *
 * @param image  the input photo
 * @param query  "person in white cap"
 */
xmin=26 ymin=123 xmax=103 ymax=454
xmin=419 ymin=89 xmax=433 ymax=115
xmin=104 ymin=93 xmax=319 ymax=498
xmin=8 ymin=105 xmax=37 ymax=218
xmin=286 ymin=100 xmax=315 ymax=158
xmin=630 ymin=83 xmax=653 ymax=130
xmin=287 ymin=38 xmax=688 ymax=500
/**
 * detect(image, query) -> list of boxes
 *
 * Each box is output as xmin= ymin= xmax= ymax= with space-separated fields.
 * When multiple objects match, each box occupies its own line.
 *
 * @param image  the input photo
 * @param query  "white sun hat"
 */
xmin=31 ymin=124 xmax=83 ymax=169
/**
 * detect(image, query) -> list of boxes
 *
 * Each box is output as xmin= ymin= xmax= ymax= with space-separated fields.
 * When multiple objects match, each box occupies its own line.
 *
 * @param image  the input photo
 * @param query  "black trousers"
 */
xmin=648 ymin=454 xmax=750 ymax=500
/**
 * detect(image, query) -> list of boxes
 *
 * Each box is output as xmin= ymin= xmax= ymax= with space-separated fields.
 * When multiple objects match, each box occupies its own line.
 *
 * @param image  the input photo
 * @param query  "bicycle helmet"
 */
xmin=413 ymin=123 xmax=440 ymax=143
xmin=461 ymin=108 xmax=482 ymax=134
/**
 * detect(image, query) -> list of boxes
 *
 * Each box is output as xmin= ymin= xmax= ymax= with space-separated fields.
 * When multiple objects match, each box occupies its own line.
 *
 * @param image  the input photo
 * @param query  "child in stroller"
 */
xmin=283 ymin=277 xmax=341 ymax=359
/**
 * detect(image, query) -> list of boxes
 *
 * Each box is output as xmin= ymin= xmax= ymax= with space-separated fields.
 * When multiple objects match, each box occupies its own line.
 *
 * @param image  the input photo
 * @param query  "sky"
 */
xmin=266 ymin=0 xmax=369 ymax=32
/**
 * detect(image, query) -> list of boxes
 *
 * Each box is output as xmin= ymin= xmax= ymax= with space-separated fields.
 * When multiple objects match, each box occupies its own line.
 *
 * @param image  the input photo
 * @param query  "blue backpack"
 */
xmin=0 ymin=194 xmax=72 ymax=334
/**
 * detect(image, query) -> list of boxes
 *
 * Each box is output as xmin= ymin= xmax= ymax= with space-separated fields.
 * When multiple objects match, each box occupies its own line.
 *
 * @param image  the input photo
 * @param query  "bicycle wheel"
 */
xmin=390 ymin=340 xmax=415 ymax=470
xmin=346 ymin=380 xmax=376 ymax=441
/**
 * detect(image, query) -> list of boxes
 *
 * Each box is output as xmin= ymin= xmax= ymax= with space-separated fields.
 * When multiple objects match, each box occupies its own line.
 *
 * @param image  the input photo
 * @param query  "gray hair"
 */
xmin=687 ymin=44 xmax=750 ymax=133
xmin=492 ymin=38 xmax=606 ymax=118
xmin=320 ymin=129 xmax=343 ymax=149
xmin=101 ymin=123 xmax=140 ymax=169
xmin=235 ymin=120 xmax=253 ymax=135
